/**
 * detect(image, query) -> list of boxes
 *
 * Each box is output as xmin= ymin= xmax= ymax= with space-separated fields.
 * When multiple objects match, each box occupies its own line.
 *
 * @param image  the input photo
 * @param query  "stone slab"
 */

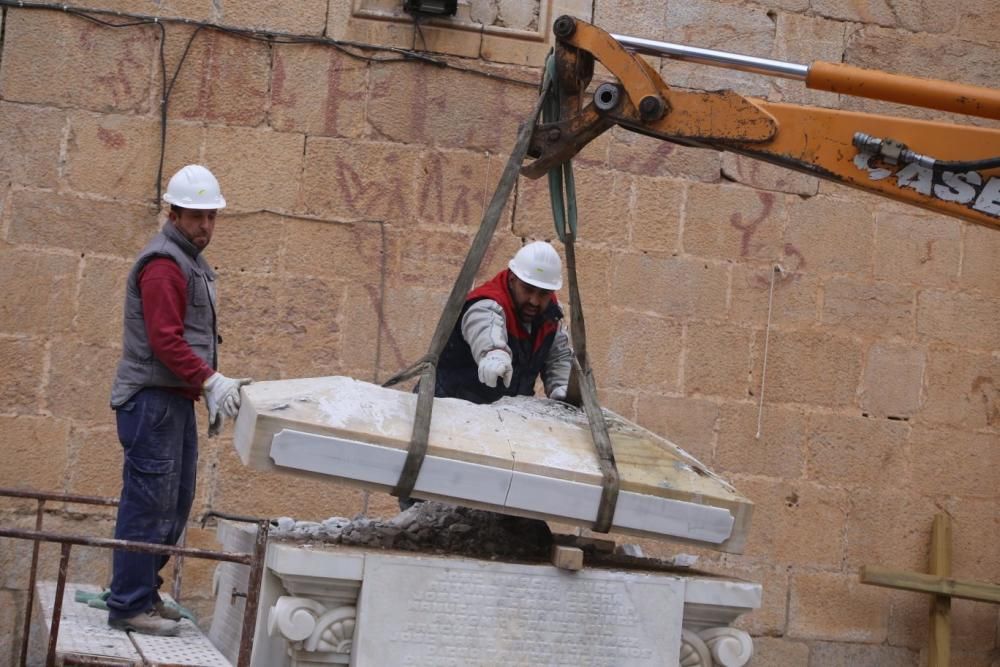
xmin=234 ymin=376 xmax=752 ymax=553
xmin=270 ymin=429 xmax=736 ymax=546
xmin=352 ymin=554 xmax=685 ymax=667
xmin=271 ymin=429 xmax=513 ymax=508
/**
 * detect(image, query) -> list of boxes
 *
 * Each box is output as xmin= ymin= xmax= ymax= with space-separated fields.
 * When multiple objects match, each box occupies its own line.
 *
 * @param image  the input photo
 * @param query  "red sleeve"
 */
xmin=138 ymin=258 xmax=215 ymax=389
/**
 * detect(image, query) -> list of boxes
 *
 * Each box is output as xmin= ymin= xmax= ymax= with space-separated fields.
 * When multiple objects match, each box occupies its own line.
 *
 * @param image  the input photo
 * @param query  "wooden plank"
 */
xmin=860 ymin=566 xmax=1000 ymax=604
xmin=928 ymin=513 xmax=951 ymax=667
xmin=233 ymin=376 xmax=753 ymax=552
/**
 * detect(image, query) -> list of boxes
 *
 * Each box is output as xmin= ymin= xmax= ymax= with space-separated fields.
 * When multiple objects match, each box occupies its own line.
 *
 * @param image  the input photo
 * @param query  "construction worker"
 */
xmin=436 ymin=240 xmax=572 ymax=404
xmin=398 ymin=241 xmax=573 ymax=511
xmin=106 ymin=165 xmax=250 ymax=636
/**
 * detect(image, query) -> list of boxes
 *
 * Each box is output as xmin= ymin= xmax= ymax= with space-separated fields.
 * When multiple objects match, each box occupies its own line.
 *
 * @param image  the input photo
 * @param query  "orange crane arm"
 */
xmin=522 ymin=17 xmax=1000 ymax=230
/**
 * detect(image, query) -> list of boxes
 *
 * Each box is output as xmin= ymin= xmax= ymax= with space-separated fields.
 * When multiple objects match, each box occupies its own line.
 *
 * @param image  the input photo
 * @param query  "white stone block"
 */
xmin=234 ymin=376 xmax=753 ymax=552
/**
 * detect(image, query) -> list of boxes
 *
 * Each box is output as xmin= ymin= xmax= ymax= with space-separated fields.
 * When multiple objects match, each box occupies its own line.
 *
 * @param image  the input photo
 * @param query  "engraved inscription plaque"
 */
xmin=353 ymin=555 xmax=685 ymax=666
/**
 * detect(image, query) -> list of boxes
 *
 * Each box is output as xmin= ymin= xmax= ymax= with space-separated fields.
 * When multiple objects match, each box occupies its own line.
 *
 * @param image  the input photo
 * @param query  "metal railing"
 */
xmin=0 ymin=487 xmax=269 ymax=667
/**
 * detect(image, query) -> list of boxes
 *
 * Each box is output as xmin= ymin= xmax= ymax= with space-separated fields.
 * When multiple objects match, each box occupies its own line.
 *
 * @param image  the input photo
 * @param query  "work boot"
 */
xmin=153 ymin=600 xmax=182 ymax=621
xmin=109 ymin=609 xmax=180 ymax=637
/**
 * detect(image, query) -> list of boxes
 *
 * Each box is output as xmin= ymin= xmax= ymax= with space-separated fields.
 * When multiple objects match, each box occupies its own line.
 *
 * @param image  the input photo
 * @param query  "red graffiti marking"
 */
xmin=737 ymin=158 xmax=788 ymax=190
xmin=92 ymin=29 xmax=149 ymax=108
xmin=749 ymin=243 xmax=807 ymax=289
xmin=323 ymin=52 xmax=365 ymax=136
xmin=971 ymin=376 xmax=999 ymax=426
xmin=406 ymin=67 xmax=432 ymax=144
xmin=270 ymin=50 xmax=296 ymax=110
xmin=368 ymin=66 xmax=430 ymax=142
xmin=729 ymin=191 xmax=774 ymax=257
xmin=919 ymin=240 xmax=934 ymax=265
xmin=618 ymin=140 xmax=675 ymax=176
xmin=419 ymin=153 xmax=476 ymax=226
xmin=782 ymin=243 xmax=806 ymax=272
xmin=363 ymin=282 xmax=405 ymax=371
xmin=334 ymin=152 xmax=407 ymax=220
xmin=186 ymin=32 xmax=267 ymax=124
xmin=97 ymin=127 xmax=126 ymax=149
xmin=189 ymin=32 xmax=217 ymax=119
xmin=78 ymin=23 xmax=99 ymax=51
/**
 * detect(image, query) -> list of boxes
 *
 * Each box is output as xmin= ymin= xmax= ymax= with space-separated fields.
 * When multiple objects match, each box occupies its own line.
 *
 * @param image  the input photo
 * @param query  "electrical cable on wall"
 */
xmin=0 ymin=0 xmax=538 ymax=206
xmin=755 ymin=264 xmax=785 ymax=440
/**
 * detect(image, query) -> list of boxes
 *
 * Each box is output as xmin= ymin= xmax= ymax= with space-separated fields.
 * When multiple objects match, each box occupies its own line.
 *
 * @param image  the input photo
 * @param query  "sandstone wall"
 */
xmin=0 ymin=1 xmax=997 ymax=664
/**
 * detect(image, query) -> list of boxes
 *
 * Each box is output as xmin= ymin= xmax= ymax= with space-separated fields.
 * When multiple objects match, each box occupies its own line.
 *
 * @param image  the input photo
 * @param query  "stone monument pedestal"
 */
xmin=208 ymin=520 xmax=761 ymax=667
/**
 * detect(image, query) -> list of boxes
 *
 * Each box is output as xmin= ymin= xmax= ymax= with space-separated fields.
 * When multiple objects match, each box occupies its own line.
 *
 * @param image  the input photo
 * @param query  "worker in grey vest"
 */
xmin=107 ymin=165 xmax=250 ymax=636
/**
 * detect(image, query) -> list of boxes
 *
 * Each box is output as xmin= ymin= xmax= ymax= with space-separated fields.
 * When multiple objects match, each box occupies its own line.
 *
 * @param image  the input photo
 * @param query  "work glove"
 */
xmin=549 ymin=385 xmax=568 ymax=401
xmin=203 ymin=372 xmax=252 ymax=436
xmin=478 ymin=350 xmax=513 ymax=388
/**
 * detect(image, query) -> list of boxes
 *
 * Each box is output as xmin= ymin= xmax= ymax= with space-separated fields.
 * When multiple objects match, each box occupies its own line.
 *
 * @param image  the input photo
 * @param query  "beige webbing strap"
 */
xmin=384 ymin=90 xmax=550 ymax=501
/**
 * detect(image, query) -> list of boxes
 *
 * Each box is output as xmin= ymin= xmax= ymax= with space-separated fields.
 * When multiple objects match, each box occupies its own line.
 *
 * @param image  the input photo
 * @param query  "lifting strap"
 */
xmin=384 ymin=55 xmax=620 ymax=533
xmin=543 ymin=54 xmax=620 ymax=533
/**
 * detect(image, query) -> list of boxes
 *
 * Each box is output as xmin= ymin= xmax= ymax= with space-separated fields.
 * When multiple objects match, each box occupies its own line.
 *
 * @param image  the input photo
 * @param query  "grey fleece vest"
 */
xmin=109 ymin=223 xmax=218 ymax=407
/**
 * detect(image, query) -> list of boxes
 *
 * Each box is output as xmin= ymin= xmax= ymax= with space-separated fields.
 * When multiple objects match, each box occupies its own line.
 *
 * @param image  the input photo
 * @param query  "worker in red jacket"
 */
xmin=107 ymin=165 xmax=250 ymax=636
xmin=435 ymin=240 xmax=573 ymax=404
xmin=400 ymin=241 xmax=574 ymax=511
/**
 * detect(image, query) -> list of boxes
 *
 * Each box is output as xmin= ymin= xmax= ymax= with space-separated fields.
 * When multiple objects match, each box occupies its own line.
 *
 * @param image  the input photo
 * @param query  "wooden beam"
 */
xmin=860 ymin=565 xmax=1000 ymax=605
xmin=928 ymin=513 xmax=951 ymax=667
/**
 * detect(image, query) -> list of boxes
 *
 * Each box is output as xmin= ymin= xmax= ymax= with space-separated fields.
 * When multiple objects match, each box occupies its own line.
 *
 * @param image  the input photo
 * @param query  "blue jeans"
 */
xmin=107 ymin=388 xmax=198 ymax=621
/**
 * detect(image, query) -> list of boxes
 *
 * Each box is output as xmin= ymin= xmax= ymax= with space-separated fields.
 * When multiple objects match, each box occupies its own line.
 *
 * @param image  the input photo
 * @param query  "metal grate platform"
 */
xmin=35 ymin=581 xmax=231 ymax=666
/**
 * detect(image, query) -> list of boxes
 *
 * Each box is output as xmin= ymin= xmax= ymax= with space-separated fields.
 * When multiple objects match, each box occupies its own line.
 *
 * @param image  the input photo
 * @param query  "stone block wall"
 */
xmin=0 ymin=1 xmax=997 ymax=664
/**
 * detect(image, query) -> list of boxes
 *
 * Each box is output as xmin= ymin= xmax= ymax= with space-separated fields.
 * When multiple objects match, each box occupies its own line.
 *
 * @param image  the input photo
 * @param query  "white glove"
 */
xmin=477 ymin=350 xmax=513 ymax=388
xmin=549 ymin=385 xmax=568 ymax=401
xmin=203 ymin=372 xmax=253 ymax=424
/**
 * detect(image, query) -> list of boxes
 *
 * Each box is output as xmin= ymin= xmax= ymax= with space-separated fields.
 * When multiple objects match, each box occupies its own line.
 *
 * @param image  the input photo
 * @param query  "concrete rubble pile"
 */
xmin=271 ymin=502 xmax=557 ymax=562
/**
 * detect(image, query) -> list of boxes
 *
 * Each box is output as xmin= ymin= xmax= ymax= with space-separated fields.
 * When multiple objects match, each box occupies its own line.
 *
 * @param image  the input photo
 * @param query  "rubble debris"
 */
xmin=270 ymin=501 xmax=554 ymax=562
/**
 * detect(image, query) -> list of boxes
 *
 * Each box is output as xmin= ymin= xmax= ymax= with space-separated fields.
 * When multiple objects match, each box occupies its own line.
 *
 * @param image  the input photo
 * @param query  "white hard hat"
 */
xmin=162 ymin=165 xmax=226 ymax=210
xmin=509 ymin=241 xmax=563 ymax=290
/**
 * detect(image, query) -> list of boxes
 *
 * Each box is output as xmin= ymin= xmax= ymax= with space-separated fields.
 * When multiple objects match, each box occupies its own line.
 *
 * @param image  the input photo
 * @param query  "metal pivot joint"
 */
xmin=594 ymin=83 xmax=620 ymax=111
xmin=639 ymin=95 xmax=666 ymax=121
xmin=553 ymin=14 xmax=576 ymax=38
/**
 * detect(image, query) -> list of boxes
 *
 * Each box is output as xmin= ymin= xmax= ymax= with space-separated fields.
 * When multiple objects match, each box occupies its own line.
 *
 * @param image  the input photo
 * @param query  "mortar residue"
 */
xmin=270 ymin=501 xmax=554 ymax=562
xmin=267 ymin=501 xmax=703 ymax=574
